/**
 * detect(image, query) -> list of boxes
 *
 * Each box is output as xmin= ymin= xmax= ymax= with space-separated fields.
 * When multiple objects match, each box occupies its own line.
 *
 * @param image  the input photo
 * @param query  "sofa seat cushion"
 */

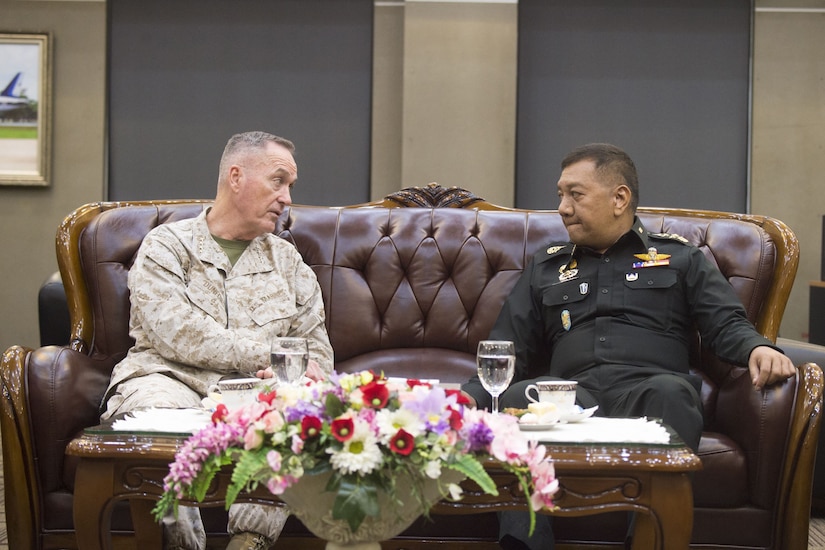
xmin=693 ymin=431 xmax=748 ymax=508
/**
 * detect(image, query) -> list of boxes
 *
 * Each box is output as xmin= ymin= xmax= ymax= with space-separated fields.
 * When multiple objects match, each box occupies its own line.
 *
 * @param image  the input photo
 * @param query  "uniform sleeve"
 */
xmin=287 ymin=261 xmax=335 ymax=375
xmin=683 ymin=246 xmax=774 ymax=365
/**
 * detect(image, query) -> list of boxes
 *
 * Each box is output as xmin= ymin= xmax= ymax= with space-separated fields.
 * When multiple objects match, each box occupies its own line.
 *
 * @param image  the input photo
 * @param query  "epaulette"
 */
xmin=650 ymin=232 xmax=690 ymax=245
xmin=537 ymin=243 xmax=570 ymax=263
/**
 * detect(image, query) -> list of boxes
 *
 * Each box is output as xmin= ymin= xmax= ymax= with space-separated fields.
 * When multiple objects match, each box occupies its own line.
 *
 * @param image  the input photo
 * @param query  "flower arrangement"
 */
xmin=152 ymin=371 xmax=558 ymax=536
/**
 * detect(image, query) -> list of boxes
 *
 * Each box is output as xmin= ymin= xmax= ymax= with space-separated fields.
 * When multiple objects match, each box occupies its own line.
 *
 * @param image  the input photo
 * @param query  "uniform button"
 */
xmin=563 ymin=295 xmax=569 ymax=300
xmin=599 ymin=337 xmax=606 ymax=342
xmin=604 ymin=257 xmax=611 ymax=263
xmin=601 ymin=288 xmax=608 ymax=294
xmin=647 ymin=280 xmax=654 ymax=286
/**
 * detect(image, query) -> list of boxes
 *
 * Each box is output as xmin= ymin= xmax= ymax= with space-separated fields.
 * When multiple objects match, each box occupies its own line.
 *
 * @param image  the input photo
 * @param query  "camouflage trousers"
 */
xmin=102 ymin=373 xmax=289 ymax=549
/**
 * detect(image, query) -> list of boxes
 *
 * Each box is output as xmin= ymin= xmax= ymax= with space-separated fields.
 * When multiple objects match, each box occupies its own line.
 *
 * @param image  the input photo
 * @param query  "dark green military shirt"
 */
xmin=463 ymin=217 xmax=775 ymax=408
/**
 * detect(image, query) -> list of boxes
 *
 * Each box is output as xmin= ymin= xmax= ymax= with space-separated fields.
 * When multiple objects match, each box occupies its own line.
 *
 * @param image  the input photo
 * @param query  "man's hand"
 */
xmin=748 ymin=345 xmax=796 ymax=391
xmin=255 ymin=359 xmax=326 ymax=382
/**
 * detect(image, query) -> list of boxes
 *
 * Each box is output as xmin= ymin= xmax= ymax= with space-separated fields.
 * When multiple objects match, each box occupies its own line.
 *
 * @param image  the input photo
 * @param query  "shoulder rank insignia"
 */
xmin=632 ymin=247 xmax=670 ymax=268
xmin=651 ymin=232 xmax=689 ymax=244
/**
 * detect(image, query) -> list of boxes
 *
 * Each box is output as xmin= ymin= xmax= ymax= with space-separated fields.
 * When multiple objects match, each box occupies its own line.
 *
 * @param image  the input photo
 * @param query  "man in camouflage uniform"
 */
xmin=461 ymin=143 xmax=795 ymax=550
xmin=101 ymin=131 xmax=334 ymax=550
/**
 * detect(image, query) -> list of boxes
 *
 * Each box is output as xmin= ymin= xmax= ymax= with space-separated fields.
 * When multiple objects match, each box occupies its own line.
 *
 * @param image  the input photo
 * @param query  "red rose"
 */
xmin=258 ymin=390 xmax=277 ymax=406
xmin=361 ymin=380 xmax=390 ymax=409
xmin=390 ymin=429 xmax=415 ymax=456
xmin=446 ymin=389 xmax=471 ymax=406
xmin=331 ymin=417 xmax=355 ymax=442
xmin=300 ymin=416 xmax=322 ymax=440
xmin=211 ymin=403 xmax=228 ymax=424
xmin=447 ymin=407 xmax=463 ymax=430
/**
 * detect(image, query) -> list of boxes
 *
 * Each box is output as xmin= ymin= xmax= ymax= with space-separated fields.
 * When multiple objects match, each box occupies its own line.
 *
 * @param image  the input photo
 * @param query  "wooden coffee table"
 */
xmin=66 ymin=425 xmax=700 ymax=550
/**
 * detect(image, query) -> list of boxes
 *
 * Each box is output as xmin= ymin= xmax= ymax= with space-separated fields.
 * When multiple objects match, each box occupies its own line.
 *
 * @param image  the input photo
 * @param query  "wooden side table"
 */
xmin=66 ymin=426 xmax=700 ymax=550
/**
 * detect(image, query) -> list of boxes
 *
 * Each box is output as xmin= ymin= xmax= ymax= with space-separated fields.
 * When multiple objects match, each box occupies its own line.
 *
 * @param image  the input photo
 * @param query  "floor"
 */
xmin=0 ymin=434 xmax=824 ymax=550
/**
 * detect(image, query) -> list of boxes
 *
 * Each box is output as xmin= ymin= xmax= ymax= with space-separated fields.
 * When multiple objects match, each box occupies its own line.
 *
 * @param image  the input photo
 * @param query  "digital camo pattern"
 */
xmin=102 ymin=209 xmax=333 ymax=418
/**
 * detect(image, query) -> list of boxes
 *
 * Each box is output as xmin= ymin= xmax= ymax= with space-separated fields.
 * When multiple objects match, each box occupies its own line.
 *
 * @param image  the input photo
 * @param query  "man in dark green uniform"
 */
xmin=461 ymin=143 xmax=796 ymax=550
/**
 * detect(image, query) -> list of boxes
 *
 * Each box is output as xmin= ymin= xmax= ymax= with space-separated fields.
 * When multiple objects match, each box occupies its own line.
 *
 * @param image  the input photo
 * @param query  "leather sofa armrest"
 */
xmin=2 ymin=344 xmax=116 ymax=549
xmin=26 ymin=346 xmax=114 ymax=492
xmin=711 ymin=364 xmax=800 ymax=509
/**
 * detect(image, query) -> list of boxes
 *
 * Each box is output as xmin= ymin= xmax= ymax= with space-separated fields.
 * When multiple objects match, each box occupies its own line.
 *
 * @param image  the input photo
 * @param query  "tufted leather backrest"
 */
xmin=64 ymin=201 xmax=791 ymax=391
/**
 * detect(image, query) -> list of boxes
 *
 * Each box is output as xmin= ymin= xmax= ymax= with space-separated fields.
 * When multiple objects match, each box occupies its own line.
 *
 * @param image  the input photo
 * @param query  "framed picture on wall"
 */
xmin=0 ymin=32 xmax=52 ymax=186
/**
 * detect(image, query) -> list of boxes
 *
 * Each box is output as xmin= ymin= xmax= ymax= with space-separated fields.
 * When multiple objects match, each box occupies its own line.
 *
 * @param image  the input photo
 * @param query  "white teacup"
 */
xmin=524 ymin=380 xmax=577 ymax=415
xmin=207 ymin=377 xmax=264 ymax=410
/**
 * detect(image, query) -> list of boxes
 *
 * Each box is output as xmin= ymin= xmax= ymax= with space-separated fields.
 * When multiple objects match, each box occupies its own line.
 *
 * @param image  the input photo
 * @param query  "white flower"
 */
xmin=448 ymin=483 xmax=463 ymax=501
xmin=424 ymin=460 xmax=442 ymax=479
xmin=327 ymin=419 xmax=384 ymax=475
xmin=375 ymin=407 xmax=424 ymax=442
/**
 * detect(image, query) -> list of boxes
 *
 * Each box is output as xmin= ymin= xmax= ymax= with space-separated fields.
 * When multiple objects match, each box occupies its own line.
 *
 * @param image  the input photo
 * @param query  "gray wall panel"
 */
xmin=516 ymin=0 xmax=751 ymax=211
xmin=108 ymin=0 xmax=372 ymax=205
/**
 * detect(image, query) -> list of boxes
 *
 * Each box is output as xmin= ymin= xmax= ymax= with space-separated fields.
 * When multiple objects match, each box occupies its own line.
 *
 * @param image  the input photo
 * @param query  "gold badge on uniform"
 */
xmin=561 ymin=309 xmax=571 ymax=331
xmin=632 ymin=246 xmax=670 ymax=268
xmin=546 ymin=245 xmax=565 ymax=255
xmin=559 ymin=259 xmax=579 ymax=282
xmin=559 ymin=268 xmax=579 ymax=282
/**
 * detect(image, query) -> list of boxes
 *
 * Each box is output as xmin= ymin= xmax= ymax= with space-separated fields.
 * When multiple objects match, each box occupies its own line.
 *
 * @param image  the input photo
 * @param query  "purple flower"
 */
xmin=462 ymin=420 xmax=495 ymax=452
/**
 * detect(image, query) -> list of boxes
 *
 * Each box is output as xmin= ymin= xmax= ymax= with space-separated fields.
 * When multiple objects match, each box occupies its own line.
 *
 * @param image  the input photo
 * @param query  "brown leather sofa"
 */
xmin=2 ymin=184 xmax=822 ymax=549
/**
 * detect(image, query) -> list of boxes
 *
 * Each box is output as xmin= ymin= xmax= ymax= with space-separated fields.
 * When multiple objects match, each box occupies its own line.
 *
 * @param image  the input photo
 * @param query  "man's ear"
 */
xmin=613 ymin=185 xmax=631 ymax=215
xmin=228 ymin=164 xmax=243 ymax=192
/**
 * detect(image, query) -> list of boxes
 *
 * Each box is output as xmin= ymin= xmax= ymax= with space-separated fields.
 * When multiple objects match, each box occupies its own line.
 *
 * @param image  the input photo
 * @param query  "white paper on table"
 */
xmin=110 ymin=407 xmax=212 ymax=434
xmin=523 ymin=416 xmax=672 ymax=444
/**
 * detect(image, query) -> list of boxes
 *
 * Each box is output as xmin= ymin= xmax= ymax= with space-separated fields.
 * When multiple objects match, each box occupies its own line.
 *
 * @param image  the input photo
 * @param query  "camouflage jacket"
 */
xmin=104 ymin=209 xmax=334 ymax=402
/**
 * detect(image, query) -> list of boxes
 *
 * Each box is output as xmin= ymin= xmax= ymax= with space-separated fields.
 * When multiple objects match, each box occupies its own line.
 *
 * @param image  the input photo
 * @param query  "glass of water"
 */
xmin=476 ymin=340 xmax=515 ymax=414
xmin=270 ymin=337 xmax=309 ymax=385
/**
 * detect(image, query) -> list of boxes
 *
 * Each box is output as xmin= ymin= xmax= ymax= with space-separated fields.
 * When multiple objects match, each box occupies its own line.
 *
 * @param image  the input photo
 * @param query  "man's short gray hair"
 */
xmin=219 ymin=131 xmax=295 ymax=177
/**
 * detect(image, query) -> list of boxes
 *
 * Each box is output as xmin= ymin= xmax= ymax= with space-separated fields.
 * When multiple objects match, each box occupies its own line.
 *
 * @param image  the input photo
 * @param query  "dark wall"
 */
xmin=516 ymin=0 xmax=752 ymax=211
xmin=107 ymin=0 xmax=373 ymax=205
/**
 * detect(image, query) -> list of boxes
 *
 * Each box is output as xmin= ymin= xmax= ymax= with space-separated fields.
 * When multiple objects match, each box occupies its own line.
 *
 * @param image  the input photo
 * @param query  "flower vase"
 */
xmin=279 ymin=469 xmax=464 ymax=550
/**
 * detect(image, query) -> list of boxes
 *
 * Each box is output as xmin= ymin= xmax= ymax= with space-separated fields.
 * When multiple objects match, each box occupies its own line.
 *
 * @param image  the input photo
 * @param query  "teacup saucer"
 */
xmin=559 ymin=405 xmax=599 ymax=423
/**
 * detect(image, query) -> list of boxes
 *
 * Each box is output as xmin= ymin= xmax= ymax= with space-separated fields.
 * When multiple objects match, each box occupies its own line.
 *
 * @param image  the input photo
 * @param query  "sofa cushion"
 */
xmin=694 ymin=432 xmax=748 ymax=508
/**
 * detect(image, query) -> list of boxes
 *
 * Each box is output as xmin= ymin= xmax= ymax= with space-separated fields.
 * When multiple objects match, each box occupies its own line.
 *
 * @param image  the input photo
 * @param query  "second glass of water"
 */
xmin=476 ymin=340 xmax=515 ymax=414
xmin=270 ymin=337 xmax=309 ymax=385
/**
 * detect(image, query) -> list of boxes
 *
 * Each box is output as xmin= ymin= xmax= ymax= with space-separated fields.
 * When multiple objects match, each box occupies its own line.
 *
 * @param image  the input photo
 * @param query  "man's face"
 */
xmin=234 ymin=142 xmax=297 ymax=237
xmin=556 ymin=159 xmax=626 ymax=252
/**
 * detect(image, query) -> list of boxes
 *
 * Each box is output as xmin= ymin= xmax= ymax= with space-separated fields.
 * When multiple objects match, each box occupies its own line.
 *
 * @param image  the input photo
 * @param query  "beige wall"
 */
xmin=0 ymin=0 xmax=106 ymax=353
xmin=372 ymin=1 xmax=517 ymax=205
xmin=1 ymin=0 xmax=822 ymax=354
xmin=752 ymin=1 xmax=825 ymax=340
